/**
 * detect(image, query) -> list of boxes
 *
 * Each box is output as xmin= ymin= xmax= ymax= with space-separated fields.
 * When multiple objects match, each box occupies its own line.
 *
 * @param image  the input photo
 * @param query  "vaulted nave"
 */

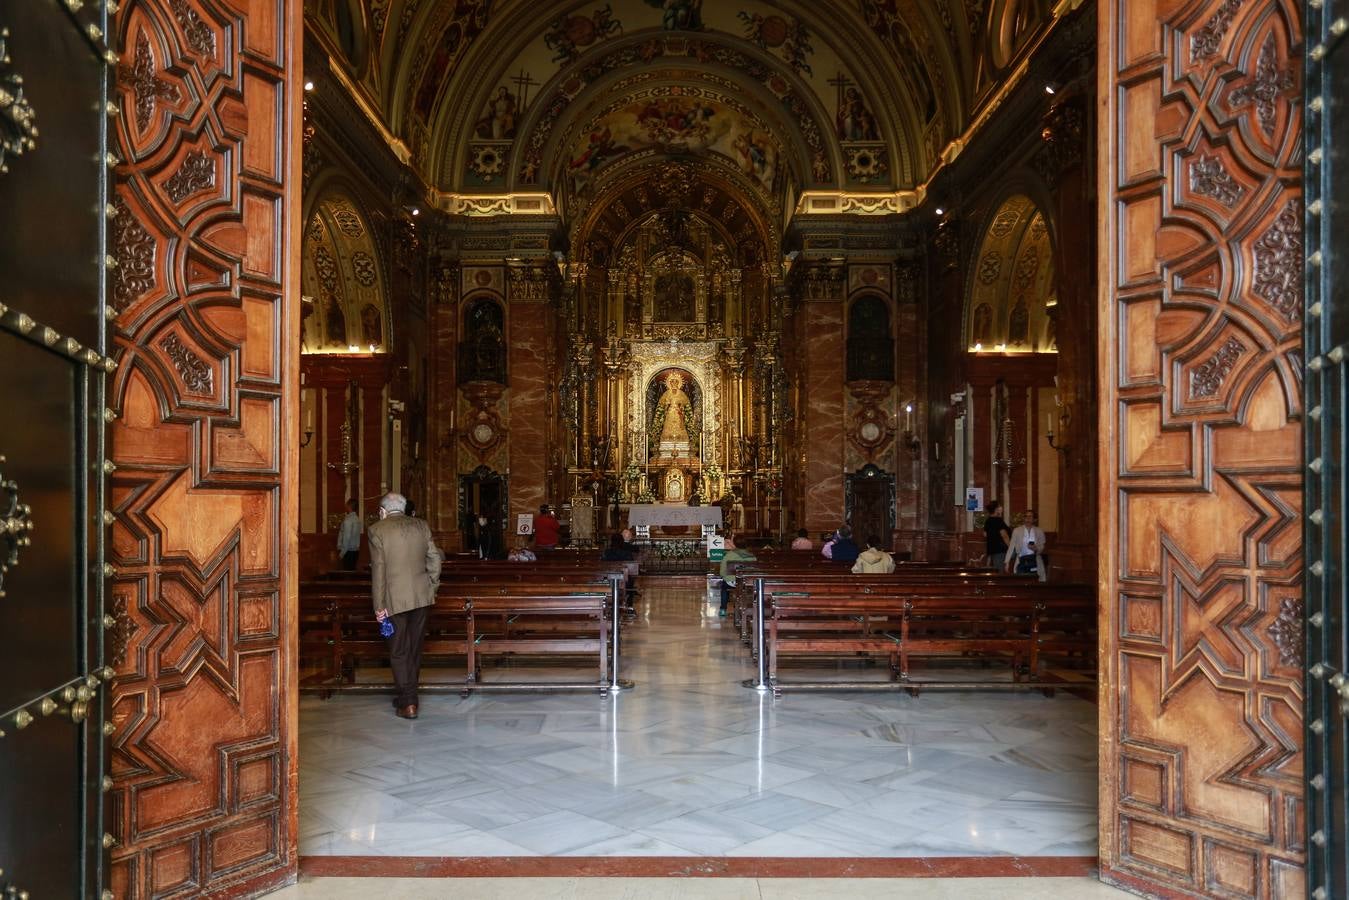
xmin=1 ymin=0 xmax=1340 ymax=898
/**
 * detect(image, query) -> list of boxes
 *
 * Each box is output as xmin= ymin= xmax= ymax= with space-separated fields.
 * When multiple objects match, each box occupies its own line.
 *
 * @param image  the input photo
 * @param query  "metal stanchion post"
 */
xmin=743 ymin=578 xmax=770 ymax=692
xmin=608 ymin=573 xmax=633 ymax=692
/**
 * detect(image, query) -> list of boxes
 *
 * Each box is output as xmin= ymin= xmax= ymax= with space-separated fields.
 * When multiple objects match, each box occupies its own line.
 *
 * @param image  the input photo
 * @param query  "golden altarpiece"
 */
xmin=559 ymin=172 xmax=784 ymax=526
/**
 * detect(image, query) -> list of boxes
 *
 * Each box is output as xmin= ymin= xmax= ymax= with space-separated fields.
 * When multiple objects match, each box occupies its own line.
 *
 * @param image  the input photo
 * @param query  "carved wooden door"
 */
xmin=105 ymin=0 xmax=301 ymax=896
xmin=0 ymin=4 xmax=116 ymax=897
xmin=1303 ymin=2 xmax=1347 ymax=895
xmin=1100 ymin=0 xmax=1306 ymax=896
xmin=845 ymin=465 xmax=895 ymax=550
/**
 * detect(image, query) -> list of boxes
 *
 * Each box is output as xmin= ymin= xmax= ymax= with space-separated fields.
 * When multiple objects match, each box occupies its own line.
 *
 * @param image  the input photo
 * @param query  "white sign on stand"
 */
xmin=516 ymin=514 xmax=534 ymax=535
xmin=706 ymin=534 xmax=726 ymax=561
xmin=634 ymin=524 xmax=651 ymax=540
xmin=701 ymin=523 xmax=718 ymax=540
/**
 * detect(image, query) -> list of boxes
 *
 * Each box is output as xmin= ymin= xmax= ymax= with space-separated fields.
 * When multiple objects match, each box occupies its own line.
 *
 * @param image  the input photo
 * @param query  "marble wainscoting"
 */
xmin=803 ymin=300 xmax=846 ymax=532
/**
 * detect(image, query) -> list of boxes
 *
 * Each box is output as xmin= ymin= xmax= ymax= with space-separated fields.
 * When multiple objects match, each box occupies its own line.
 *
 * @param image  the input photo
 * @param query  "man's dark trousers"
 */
xmin=342 ymin=550 xmax=358 ymax=570
xmin=389 ymin=604 xmax=431 ymax=708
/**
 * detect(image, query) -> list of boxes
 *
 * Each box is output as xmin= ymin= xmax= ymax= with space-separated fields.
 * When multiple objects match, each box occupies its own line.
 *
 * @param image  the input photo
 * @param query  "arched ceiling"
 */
xmin=307 ymin=0 xmax=1063 ymax=212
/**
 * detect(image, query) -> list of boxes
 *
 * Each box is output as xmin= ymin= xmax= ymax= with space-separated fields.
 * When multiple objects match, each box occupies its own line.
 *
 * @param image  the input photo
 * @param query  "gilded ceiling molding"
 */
xmin=431 ymin=191 xmax=558 ymax=217
xmin=325 ymin=55 xmax=412 ymax=166
xmin=793 ymin=189 xmax=924 ymax=216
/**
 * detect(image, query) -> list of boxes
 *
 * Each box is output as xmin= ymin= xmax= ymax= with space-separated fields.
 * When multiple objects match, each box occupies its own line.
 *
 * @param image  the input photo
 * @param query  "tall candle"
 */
xmin=1046 ymin=412 xmax=1053 ymax=433
xmin=305 ymin=405 xmax=313 ymax=431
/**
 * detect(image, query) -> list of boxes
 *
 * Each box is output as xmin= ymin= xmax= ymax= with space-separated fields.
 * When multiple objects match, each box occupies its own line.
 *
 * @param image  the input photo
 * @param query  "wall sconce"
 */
xmin=902 ymin=403 xmax=921 ymax=458
xmin=1046 ymin=399 xmax=1070 ymax=452
xmin=300 ymin=403 xmax=314 ymax=448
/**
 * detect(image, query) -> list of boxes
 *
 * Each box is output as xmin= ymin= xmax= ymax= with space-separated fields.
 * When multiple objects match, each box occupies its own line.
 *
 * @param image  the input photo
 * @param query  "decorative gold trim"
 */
xmin=793 ymin=190 xmax=923 ymax=217
xmin=430 ymin=191 xmax=558 ymax=217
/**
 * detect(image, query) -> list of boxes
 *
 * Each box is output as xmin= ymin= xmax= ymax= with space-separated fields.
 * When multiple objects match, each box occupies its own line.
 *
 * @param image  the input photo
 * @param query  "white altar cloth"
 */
xmin=626 ymin=504 xmax=723 ymax=528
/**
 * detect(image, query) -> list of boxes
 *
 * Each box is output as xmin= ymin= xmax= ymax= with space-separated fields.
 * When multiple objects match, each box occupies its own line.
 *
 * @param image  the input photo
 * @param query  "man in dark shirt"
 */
xmin=830 ymin=526 xmax=860 ymax=564
xmin=983 ymin=500 xmax=1011 ymax=568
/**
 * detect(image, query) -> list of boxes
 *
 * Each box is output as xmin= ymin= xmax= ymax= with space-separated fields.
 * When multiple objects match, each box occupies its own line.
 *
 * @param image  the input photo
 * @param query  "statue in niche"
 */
xmin=654 ymin=272 xmax=696 ymax=322
xmin=649 ymin=369 xmax=698 ymax=457
xmin=360 ymin=303 xmax=383 ymax=347
xmin=1008 ymin=298 xmax=1030 ymax=346
xmin=323 ymin=292 xmax=347 ymax=347
xmin=972 ymin=303 xmax=993 ymax=346
xmin=301 ymin=295 xmax=319 ymax=351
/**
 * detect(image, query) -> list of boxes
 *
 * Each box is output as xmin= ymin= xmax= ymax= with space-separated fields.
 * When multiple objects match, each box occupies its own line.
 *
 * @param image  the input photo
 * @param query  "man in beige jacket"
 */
xmin=370 ymin=492 xmax=443 ymax=719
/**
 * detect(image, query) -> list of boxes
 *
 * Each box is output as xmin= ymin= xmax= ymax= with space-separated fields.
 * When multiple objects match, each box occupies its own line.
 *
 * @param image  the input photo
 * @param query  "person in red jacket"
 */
xmin=534 ymin=504 xmax=561 ymax=549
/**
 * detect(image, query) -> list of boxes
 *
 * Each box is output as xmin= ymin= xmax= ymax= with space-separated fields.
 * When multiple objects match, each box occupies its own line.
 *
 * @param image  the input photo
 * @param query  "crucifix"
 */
xmin=828 ymin=71 xmax=853 ymax=124
xmin=510 ymin=68 xmax=539 ymax=112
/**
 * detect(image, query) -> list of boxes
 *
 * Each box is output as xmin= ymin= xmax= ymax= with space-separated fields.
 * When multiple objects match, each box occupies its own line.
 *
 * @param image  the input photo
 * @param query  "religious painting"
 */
xmin=565 ymin=89 xmax=780 ymax=198
xmin=653 ymin=271 xmax=696 ymax=322
xmin=738 ymin=11 xmax=814 ymax=75
xmin=645 ymin=0 xmax=703 ymax=31
xmin=544 ymin=4 xmax=622 ymax=63
xmin=459 ymin=298 xmax=506 ymax=383
xmin=835 ymin=85 xmax=879 ymax=141
xmin=474 ymin=86 xmax=518 ymax=139
xmin=647 ymin=368 xmax=701 ymax=458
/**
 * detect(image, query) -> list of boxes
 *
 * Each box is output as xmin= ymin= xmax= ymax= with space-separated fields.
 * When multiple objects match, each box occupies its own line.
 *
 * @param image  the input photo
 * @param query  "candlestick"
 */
xmin=1046 ymin=411 xmax=1053 ymax=433
xmin=305 ymin=404 xmax=313 ymax=431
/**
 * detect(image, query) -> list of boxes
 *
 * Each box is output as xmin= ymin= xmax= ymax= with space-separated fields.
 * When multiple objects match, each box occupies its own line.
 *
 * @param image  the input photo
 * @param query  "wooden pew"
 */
xmin=298 ymin=565 xmax=626 ymax=695
xmin=729 ymin=566 xmax=1093 ymax=694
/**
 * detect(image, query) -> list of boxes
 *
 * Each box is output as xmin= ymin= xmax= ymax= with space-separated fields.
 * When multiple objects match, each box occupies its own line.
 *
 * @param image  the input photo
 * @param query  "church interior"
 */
xmin=1 ymin=0 xmax=1326 ymax=897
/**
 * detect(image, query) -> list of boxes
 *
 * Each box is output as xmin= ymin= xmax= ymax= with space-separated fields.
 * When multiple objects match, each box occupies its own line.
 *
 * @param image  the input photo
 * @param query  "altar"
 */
xmin=626 ymin=504 xmax=723 ymax=528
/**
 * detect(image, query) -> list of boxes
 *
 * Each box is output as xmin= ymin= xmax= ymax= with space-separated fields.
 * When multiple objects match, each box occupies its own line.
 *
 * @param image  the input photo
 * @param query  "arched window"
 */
xmin=458 ymin=298 xmax=506 ymax=384
xmin=846 ymin=295 xmax=894 ymax=382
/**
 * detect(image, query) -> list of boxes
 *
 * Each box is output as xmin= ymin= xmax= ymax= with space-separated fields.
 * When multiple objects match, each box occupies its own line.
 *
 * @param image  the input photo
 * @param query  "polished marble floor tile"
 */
xmin=300 ymin=581 xmax=1099 ymax=858
xmin=273 ymin=875 xmax=1131 ymax=898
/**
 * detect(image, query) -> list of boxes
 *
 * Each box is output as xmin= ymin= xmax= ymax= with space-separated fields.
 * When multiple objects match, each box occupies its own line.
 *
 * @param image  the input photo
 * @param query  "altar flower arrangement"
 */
xmin=703 ymin=463 xmax=722 ymax=481
xmin=636 ymin=488 xmax=656 ymax=504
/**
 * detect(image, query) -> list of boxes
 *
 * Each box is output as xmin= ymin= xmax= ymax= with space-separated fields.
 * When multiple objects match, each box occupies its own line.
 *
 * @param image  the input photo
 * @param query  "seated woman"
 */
xmin=851 ymin=535 xmax=895 ymax=574
xmin=507 ymin=538 xmax=536 ymax=562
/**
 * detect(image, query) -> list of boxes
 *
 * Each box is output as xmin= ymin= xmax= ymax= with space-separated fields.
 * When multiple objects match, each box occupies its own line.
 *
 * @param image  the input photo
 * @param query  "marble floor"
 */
xmin=300 ymin=581 xmax=1099 ymax=860
xmin=273 ymin=876 xmax=1130 ymax=898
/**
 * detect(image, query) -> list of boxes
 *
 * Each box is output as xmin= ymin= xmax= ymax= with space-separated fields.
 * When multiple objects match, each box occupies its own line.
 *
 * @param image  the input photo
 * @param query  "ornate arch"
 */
xmin=300 ymin=189 xmax=391 ymax=354
xmin=963 ymin=192 xmax=1057 ymax=353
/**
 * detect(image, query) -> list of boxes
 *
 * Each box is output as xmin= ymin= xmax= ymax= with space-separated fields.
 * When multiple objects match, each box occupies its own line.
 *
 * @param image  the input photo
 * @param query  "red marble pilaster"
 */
xmin=508 ymin=297 xmax=550 ymax=523
xmin=803 ymin=298 xmax=845 ymax=533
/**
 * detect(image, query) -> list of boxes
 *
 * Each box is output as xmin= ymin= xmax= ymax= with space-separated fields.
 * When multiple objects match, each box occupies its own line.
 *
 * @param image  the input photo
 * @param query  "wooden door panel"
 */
xmin=107 ymin=0 xmax=299 ymax=897
xmin=1100 ymin=0 xmax=1306 ymax=896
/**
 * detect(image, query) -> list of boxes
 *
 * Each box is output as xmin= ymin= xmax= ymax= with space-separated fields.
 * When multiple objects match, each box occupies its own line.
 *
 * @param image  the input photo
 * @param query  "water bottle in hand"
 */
xmin=380 ymin=617 xmax=395 ymax=638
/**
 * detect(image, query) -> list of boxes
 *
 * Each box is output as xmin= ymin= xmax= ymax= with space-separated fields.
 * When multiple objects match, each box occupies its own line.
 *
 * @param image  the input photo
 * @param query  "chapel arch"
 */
xmin=300 ymin=189 xmax=391 ymax=354
xmin=964 ymin=193 xmax=1057 ymax=353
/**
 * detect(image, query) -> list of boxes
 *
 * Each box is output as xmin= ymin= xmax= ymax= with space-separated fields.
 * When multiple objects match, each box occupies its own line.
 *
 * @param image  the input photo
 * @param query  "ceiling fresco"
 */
xmin=305 ymin=0 xmax=1068 ymax=211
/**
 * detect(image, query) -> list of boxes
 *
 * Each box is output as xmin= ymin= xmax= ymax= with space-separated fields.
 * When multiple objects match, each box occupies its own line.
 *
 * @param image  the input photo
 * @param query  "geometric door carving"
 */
xmin=1099 ymin=1 xmax=1305 ymax=897
xmin=107 ymin=1 xmax=300 ymax=896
